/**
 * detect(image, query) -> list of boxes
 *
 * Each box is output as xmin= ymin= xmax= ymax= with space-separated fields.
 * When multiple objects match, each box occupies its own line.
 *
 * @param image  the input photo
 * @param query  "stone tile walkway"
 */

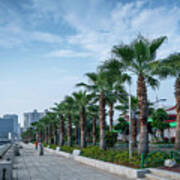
xmin=13 ymin=144 xmax=132 ymax=180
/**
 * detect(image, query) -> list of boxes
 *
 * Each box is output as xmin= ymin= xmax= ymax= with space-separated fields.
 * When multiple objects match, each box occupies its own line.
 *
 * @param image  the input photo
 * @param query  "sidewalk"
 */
xmin=13 ymin=143 xmax=132 ymax=180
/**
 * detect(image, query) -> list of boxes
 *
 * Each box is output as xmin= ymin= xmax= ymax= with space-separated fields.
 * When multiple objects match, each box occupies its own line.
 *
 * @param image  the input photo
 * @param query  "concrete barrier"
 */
xmin=0 ymin=144 xmax=13 ymax=180
xmin=0 ymin=160 xmax=12 ymax=180
xmin=45 ymin=147 xmax=72 ymax=158
xmin=149 ymin=168 xmax=180 ymax=180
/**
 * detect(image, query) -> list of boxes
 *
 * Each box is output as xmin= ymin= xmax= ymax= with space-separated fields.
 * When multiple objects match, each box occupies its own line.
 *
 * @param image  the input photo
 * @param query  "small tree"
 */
xmin=151 ymin=108 xmax=169 ymax=141
xmin=114 ymin=117 xmax=129 ymax=142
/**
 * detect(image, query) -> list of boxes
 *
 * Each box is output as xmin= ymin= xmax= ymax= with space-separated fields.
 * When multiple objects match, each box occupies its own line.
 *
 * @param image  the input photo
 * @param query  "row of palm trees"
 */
xmin=22 ymin=35 xmax=180 ymax=155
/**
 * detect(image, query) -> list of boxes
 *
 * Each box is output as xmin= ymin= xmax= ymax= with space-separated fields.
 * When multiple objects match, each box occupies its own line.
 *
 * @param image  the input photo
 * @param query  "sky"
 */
xmin=0 ymin=0 xmax=180 ymax=125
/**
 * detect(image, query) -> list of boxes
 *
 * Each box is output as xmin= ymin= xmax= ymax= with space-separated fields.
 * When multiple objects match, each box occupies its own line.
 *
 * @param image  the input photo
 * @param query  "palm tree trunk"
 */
xmin=109 ymin=103 xmax=114 ymax=132
xmin=45 ymin=126 xmax=48 ymax=144
xmin=131 ymin=115 xmax=137 ymax=148
xmin=137 ymin=74 xmax=148 ymax=154
xmin=75 ymin=124 xmax=79 ymax=145
xmin=53 ymin=124 xmax=57 ymax=145
xmin=175 ymin=76 xmax=180 ymax=150
xmin=80 ymin=107 xmax=86 ymax=148
xmin=59 ymin=115 xmax=64 ymax=146
xmin=92 ymin=117 xmax=97 ymax=145
xmin=67 ymin=114 xmax=72 ymax=147
xmin=160 ymin=130 xmax=164 ymax=142
xmin=99 ymin=91 xmax=106 ymax=150
xmin=122 ymin=133 xmax=127 ymax=142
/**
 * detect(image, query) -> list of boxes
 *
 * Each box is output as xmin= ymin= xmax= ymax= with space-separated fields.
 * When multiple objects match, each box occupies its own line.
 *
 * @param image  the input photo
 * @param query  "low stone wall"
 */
xmin=44 ymin=147 xmax=147 ymax=179
xmin=149 ymin=168 xmax=180 ymax=180
xmin=45 ymin=148 xmax=72 ymax=158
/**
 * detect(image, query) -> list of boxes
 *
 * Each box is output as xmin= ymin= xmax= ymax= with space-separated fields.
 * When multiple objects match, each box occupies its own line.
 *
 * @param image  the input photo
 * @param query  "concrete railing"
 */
xmin=0 ymin=144 xmax=14 ymax=180
xmin=0 ymin=144 xmax=12 ymax=159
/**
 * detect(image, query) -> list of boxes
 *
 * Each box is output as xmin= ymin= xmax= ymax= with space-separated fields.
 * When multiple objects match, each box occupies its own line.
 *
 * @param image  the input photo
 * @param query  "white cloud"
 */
xmin=0 ymin=23 xmax=62 ymax=48
xmin=31 ymin=32 xmax=62 ymax=43
xmin=46 ymin=49 xmax=93 ymax=58
xmin=65 ymin=1 xmax=180 ymax=60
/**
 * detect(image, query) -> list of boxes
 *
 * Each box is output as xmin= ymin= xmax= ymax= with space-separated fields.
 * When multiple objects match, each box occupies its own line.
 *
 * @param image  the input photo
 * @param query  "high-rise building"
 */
xmin=3 ymin=114 xmax=18 ymax=136
xmin=0 ymin=114 xmax=19 ymax=139
xmin=23 ymin=109 xmax=48 ymax=130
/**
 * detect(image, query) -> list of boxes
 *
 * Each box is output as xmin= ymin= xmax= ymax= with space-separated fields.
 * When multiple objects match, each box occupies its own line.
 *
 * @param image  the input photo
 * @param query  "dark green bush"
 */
xmin=43 ymin=142 xmax=48 ymax=147
xmin=81 ymin=146 xmax=140 ymax=168
xmin=60 ymin=146 xmax=80 ymax=153
xmin=49 ymin=144 xmax=57 ymax=150
xmin=106 ymin=131 xmax=117 ymax=148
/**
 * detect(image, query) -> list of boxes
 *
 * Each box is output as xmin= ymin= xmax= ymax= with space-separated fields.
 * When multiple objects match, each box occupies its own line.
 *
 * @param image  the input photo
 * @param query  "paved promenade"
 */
xmin=13 ymin=143 xmax=132 ymax=180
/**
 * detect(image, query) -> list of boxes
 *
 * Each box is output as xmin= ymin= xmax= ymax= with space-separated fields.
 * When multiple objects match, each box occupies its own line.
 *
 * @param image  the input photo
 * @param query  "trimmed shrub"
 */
xmin=49 ymin=144 xmax=57 ymax=150
xmin=60 ymin=146 xmax=80 ymax=153
xmin=106 ymin=131 xmax=117 ymax=148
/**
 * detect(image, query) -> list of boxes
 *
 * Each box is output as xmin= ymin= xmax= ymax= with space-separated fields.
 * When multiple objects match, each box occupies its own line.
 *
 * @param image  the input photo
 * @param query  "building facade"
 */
xmin=0 ymin=114 xmax=19 ymax=139
xmin=3 ymin=114 xmax=19 ymax=136
xmin=23 ymin=109 xmax=48 ymax=130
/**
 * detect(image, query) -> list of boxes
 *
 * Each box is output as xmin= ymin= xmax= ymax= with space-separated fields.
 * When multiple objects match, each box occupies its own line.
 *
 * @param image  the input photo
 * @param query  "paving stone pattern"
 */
xmin=13 ymin=144 xmax=132 ymax=180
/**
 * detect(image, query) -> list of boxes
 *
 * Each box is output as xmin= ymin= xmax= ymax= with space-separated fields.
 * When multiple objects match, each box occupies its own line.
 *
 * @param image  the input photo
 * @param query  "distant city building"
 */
xmin=3 ymin=114 xmax=19 ymax=136
xmin=23 ymin=109 xmax=48 ymax=130
xmin=0 ymin=114 xmax=19 ymax=139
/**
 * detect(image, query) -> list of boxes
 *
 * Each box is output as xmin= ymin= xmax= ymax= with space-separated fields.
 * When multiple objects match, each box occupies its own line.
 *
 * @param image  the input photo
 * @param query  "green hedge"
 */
xmin=45 ymin=144 xmax=174 ymax=168
xmin=60 ymin=146 xmax=80 ymax=153
xmin=49 ymin=144 xmax=57 ymax=150
xmin=81 ymin=146 xmax=140 ymax=168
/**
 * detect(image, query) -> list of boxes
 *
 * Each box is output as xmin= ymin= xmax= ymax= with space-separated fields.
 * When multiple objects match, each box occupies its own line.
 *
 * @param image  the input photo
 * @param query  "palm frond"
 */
xmin=150 ymin=36 xmax=167 ymax=60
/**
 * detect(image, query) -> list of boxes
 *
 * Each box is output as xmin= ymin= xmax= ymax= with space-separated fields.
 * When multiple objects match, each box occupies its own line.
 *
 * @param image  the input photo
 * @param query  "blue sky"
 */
xmin=0 ymin=0 xmax=180 ymax=125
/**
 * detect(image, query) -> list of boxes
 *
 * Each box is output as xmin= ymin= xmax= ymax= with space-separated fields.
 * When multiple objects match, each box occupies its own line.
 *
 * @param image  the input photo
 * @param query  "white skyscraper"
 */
xmin=23 ymin=109 xmax=48 ymax=130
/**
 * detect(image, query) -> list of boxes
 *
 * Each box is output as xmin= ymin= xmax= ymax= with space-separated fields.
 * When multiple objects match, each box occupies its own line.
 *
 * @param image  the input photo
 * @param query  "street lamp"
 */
xmin=128 ymin=84 xmax=132 ymax=159
xmin=152 ymin=98 xmax=167 ymax=109
xmin=117 ymin=84 xmax=132 ymax=159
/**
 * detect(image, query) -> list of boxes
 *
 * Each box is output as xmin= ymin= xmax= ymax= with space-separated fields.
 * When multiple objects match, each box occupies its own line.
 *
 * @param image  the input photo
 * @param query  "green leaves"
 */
xmin=150 ymin=36 xmax=167 ymax=60
xmin=112 ymin=35 xmax=167 ymax=90
xmin=151 ymin=108 xmax=169 ymax=131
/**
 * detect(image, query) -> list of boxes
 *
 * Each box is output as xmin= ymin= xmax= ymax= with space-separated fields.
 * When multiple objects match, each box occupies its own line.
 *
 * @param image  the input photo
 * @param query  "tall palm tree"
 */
xmin=52 ymin=102 xmax=66 ymax=146
xmin=157 ymin=53 xmax=180 ymax=150
xmin=87 ymin=104 xmax=99 ymax=145
xmin=63 ymin=95 xmax=75 ymax=147
xmin=45 ymin=112 xmax=57 ymax=144
xmin=99 ymin=59 xmax=130 ymax=131
xmin=112 ymin=35 xmax=167 ymax=154
xmin=77 ymin=72 xmax=109 ymax=150
xmin=116 ymin=96 xmax=138 ymax=147
xmin=72 ymin=91 xmax=92 ymax=148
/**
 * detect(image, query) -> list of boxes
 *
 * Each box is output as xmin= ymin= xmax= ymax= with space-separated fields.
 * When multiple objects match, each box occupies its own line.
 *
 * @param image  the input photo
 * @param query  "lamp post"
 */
xmin=152 ymin=98 xmax=167 ymax=109
xmin=117 ymin=84 xmax=132 ymax=159
xmin=128 ymin=84 xmax=132 ymax=159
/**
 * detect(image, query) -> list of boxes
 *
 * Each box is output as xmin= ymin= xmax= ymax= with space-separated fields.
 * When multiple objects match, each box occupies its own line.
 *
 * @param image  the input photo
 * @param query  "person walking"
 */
xmin=39 ymin=142 xmax=44 ymax=156
xmin=35 ymin=141 xmax=38 ymax=150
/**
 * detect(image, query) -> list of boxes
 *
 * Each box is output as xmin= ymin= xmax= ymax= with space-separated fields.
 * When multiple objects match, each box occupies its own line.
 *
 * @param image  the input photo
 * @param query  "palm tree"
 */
xmin=52 ymin=102 xmax=66 ymax=146
xmin=157 ymin=53 xmax=180 ymax=150
xmin=112 ymin=35 xmax=167 ymax=154
xmin=87 ymin=104 xmax=99 ymax=145
xmin=63 ymin=95 xmax=75 ymax=147
xmin=46 ymin=112 xmax=57 ymax=144
xmin=77 ymin=72 xmax=109 ymax=150
xmin=116 ymin=96 xmax=138 ymax=147
xmin=72 ymin=91 xmax=92 ymax=148
xmin=99 ymin=59 xmax=130 ymax=132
